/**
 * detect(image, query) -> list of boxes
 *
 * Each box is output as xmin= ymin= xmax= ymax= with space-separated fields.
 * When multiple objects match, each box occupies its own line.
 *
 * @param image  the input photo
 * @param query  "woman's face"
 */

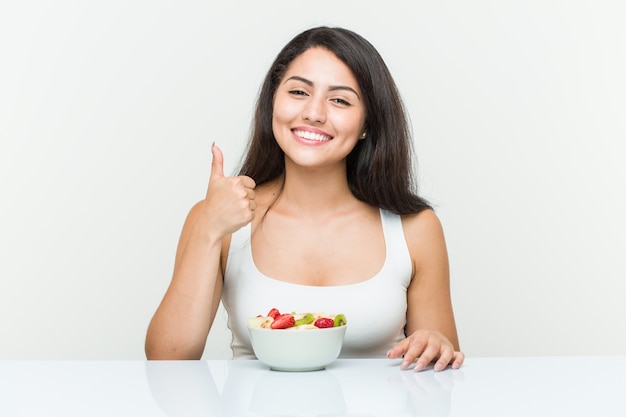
xmin=272 ymin=47 xmax=366 ymax=170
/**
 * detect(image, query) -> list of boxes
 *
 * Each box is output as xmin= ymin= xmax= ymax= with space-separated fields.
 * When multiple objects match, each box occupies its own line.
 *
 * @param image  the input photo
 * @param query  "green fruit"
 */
xmin=294 ymin=313 xmax=314 ymax=326
xmin=333 ymin=314 xmax=347 ymax=327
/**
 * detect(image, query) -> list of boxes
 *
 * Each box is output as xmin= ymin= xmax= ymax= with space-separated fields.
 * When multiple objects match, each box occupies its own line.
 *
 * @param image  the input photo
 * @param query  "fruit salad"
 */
xmin=248 ymin=308 xmax=347 ymax=330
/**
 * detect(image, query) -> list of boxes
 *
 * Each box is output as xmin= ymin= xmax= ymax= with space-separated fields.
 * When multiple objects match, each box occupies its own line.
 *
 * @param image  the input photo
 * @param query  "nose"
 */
xmin=301 ymin=97 xmax=326 ymax=124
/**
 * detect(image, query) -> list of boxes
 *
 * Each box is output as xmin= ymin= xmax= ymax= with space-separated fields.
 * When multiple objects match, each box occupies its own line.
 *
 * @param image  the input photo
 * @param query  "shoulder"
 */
xmin=400 ymin=209 xmax=449 ymax=278
xmin=400 ymin=209 xmax=445 ymax=243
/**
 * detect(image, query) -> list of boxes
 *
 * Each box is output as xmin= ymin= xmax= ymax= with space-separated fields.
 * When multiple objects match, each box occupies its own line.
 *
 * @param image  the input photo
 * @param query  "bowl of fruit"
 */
xmin=248 ymin=308 xmax=347 ymax=372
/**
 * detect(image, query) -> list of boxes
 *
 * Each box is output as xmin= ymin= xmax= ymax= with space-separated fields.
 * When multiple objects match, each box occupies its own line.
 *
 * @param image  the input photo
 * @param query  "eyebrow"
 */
xmin=284 ymin=76 xmax=360 ymax=99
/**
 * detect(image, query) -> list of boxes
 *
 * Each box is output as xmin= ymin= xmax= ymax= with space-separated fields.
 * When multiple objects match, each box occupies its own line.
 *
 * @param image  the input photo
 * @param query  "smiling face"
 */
xmin=272 ymin=47 xmax=367 ymax=170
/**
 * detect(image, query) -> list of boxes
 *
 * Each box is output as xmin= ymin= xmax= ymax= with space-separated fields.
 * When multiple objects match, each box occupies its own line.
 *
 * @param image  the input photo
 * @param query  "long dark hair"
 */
xmin=237 ymin=26 xmax=431 ymax=215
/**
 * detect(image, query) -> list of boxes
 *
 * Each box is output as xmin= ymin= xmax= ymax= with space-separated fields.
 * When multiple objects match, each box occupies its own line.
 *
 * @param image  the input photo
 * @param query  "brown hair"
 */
xmin=237 ymin=26 xmax=431 ymax=215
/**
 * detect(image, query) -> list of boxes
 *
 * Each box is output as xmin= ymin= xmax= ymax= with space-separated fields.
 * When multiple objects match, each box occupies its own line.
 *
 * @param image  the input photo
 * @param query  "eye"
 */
xmin=331 ymin=97 xmax=351 ymax=106
xmin=288 ymin=89 xmax=308 ymax=97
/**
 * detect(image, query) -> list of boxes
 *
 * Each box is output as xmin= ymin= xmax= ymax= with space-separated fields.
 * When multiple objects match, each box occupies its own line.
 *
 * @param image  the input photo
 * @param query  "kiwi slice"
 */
xmin=333 ymin=314 xmax=347 ymax=327
xmin=294 ymin=313 xmax=314 ymax=326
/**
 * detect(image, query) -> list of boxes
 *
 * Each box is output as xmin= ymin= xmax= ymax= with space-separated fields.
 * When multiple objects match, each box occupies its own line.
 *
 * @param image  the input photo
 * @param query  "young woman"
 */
xmin=145 ymin=26 xmax=464 ymax=372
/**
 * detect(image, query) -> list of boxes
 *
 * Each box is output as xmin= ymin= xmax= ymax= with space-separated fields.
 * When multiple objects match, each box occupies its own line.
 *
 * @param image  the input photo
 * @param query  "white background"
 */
xmin=1 ymin=0 xmax=624 ymax=360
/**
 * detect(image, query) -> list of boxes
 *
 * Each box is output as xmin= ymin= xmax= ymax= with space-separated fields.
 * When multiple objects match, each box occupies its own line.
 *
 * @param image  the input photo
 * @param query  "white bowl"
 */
xmin=248 ymin=325 xmax=347 ymax=372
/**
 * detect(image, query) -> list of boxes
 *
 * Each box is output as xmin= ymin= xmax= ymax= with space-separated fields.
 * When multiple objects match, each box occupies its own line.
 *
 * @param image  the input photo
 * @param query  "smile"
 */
xmin=293 ymin=129 xmax=332 ymax=142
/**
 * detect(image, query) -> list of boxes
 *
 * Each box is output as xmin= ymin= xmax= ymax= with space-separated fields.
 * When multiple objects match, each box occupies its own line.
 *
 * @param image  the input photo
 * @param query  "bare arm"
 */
xmin=144 ymin=202 xmax=225 ymax=359
xmin=145 ymin=144 xmax=256 ymax=359
xmin=405 ymin=209 xmax=459 ymax=348
xmin=387 ymin=209 xmax=464 ymax=371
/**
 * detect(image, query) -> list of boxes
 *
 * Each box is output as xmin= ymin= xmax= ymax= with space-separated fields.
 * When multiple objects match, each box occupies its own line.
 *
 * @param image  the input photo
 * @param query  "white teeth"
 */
xmin=294 ymin=130 xmax=331 ymax=142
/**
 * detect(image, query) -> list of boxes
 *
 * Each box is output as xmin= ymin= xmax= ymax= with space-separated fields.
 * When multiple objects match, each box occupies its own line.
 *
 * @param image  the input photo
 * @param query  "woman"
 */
xmin=145 ymin=26 xmax=464 ymax=372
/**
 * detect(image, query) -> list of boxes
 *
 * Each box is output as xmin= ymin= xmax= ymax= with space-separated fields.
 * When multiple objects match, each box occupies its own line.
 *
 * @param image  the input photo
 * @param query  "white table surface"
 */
xmin=1 ymin=356 xmax=625 ymax=416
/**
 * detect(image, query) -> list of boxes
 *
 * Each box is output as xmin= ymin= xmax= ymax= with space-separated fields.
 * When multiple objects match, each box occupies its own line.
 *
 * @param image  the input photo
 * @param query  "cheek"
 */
xmin=271 ymin=102 xmax=291 ymax=140
xmin=272 ymin=96 xmax=293 ymax=123
xmin=334 ymin=114 xmax=365 ymax=138
xmin=271 ymin=105 xmax=285 ymax=131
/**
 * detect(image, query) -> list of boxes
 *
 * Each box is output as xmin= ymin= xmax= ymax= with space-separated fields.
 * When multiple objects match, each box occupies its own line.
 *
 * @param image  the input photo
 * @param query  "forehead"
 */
xmin=282 ymin=47 xmax=360 ymax=89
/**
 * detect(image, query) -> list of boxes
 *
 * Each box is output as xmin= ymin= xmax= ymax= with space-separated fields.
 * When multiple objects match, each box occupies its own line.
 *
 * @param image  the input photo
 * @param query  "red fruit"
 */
xmin=267 ymin=308 xmax=280 ymax=320
xmin=271 ymin=314 xmax=295 ymax=329
xmin=314 ymin=317 xmax=334 ymax=328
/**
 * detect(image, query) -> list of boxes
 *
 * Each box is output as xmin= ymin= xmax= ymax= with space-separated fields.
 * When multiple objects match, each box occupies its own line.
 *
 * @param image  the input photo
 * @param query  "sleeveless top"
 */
xmin=221 ymin=208 xmax=412 ymax=359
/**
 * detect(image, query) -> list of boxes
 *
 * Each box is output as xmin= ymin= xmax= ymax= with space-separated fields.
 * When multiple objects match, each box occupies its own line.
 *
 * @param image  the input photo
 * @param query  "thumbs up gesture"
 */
xmin=203 ymin=143 xmax=256 ymax=237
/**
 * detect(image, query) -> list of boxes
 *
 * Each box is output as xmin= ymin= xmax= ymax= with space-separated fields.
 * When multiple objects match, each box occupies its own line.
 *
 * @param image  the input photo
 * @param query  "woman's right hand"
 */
xmin=201 ymin=143 xmax=256 ymax=239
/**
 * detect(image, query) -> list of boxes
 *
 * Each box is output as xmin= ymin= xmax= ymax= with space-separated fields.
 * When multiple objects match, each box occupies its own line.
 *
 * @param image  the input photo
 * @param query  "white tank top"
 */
xmin=222 ymin=208 xmax=412 ymax=358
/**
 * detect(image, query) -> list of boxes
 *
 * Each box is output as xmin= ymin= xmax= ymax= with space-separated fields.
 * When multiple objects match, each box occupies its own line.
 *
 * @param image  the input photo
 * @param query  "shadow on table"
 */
xmin=145 ymin=359 xmax=461 ymax=416
xmin=388 ymin=364 xmax=465 ymax=416
xmin=145 ymin=361 xmax=222 ymax=416
xmin=328 ymin=360 xmax=462 ymax=416
xmin=248 ymin=368 xmax=347 ymax=415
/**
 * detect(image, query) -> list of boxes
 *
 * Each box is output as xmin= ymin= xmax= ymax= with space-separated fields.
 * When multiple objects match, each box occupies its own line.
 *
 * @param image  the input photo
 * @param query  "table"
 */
xmin=2 ymin=356 xmax=625 ymax=416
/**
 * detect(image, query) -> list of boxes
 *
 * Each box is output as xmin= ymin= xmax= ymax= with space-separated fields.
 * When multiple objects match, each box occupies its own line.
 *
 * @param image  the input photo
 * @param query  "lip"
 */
xmin=291 ymin=127 xmax=333 ymax=146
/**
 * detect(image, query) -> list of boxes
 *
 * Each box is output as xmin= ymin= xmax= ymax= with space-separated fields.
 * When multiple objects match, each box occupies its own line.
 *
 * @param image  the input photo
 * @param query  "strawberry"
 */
xmin=267 ymin=308 xmax=280 ymax=320
xmin=314 ymin=317 xmax=334 ymax=328
xmin=271 ymin=313 xmax=295 ymax=329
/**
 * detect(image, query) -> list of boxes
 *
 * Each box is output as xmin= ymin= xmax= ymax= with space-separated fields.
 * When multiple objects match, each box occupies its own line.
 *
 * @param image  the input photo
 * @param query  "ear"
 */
xmin=359 ymin=124 xmax=368 ymax=139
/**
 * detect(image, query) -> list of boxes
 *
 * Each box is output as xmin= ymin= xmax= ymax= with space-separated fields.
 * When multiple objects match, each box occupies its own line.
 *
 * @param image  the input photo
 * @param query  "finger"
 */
xmin=401 ymin=339 xmax=428 ymax=370
xmin=414 ymin=341 xmax=441 ymax=372
xmin=387 ymin=338 xmax=410 ymax=360
xmin=210 ymin=142 xmax=225 ymax=180
xmin=451 ymin=351 xmax=465 ymax=370
xmin=238 ymin=175 xmax=256 ymax=190
xmin=433 ymin=346 xmax=455 ymax=372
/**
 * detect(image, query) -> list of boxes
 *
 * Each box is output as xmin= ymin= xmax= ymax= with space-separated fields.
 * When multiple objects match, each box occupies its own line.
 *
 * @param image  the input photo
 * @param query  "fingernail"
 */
xmin=400 ymin=361 xmax=410 ymax=370
xmin=452 ymin=363 xmax=461 ymax=369
xmin=414 ymin=362 xmax=425 ymax=372
xmin=386 ymin=350 xmax=392 ymax=358
xmin=434 ymin=363 xmax=444 ymax=372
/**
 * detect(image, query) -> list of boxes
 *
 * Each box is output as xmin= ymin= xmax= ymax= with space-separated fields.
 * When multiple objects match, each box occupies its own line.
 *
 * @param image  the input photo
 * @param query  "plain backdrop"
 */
xmin=1 ymin=1 xmax=625 ymax=360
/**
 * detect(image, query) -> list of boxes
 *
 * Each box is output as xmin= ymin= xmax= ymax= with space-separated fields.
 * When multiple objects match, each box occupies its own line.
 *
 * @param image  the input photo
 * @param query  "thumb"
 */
xmin=210 ymin=142 xmax=225 ymax=179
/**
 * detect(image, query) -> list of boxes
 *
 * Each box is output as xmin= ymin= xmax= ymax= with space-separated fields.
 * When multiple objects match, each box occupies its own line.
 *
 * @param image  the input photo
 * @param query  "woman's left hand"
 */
xmin=387 ymin=329 xmax=465 ymax=372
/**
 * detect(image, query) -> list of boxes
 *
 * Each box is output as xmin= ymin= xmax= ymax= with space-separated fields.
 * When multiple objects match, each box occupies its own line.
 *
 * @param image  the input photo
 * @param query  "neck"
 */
xmin=274 ymin=162 xmax=358 ymax=216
